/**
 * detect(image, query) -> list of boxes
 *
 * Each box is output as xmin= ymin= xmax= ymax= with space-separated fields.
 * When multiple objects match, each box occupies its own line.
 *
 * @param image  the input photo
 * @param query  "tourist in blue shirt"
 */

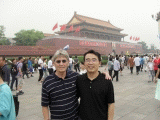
xmin=28 ymin=57 xmax=34 ymax=77
xmin=140 ymin=56 xmax=145 ymax=72
xmin=0 ymin=67 xmax=16 ymax=120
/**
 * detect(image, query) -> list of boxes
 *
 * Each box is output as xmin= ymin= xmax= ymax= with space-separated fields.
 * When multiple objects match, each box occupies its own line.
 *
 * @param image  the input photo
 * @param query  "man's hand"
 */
xmin=102 ymin=71 xmax=111 ymax=80
xmin=154 ymin=78 xmax=157 ymax=83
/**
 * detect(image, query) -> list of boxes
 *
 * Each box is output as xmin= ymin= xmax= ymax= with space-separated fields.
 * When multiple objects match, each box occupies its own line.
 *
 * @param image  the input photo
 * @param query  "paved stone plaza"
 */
xmin=12 ymin=66 xmax=160 ymax=120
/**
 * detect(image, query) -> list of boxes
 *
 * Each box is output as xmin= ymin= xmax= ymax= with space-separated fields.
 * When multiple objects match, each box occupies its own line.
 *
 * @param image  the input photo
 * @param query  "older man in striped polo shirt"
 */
xmin=41 ymin=49 xmax=79 ymax=120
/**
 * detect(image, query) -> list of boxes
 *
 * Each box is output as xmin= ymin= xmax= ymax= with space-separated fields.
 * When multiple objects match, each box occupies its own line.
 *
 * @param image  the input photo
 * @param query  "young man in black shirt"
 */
xmin=76 ymin=50 xmax=115 ymax=120
xmin=10 ymin=59 xmax=18 ymax=91
xmin=0 ymin=56 xmax=10 ymax=85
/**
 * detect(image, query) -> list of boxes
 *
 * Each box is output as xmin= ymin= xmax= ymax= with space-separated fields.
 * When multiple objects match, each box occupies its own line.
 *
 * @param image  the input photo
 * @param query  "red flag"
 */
xmin=138 ymin=37 xmax=140 ymax=41
xmin=60 ymin=24 xmax=66 ymax=31
xmin=130 ymin=36 xmax=132 ymax=40
xmin=69 ymin=25 xmax=73 ymax=32
xmin=135 ymin=37 xmax=137 ymax=41
xmin=133 ymin=37 xmax=135 ymax=41
xmin=52 ymin=23 xmax=58 ymax=31
xmin=75 ymin=26 xmax=80 ymax=32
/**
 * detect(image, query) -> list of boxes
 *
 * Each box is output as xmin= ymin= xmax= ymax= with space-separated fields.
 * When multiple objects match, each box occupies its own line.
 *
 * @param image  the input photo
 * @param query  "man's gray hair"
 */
xmin=53 ymin=49 xmax=69 ymax=61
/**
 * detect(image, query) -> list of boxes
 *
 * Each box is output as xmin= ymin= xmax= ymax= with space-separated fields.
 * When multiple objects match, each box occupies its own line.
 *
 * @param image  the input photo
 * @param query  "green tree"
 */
xmin=137 ymin=41 xmax=148 ymax=52
xmin=0 ymin=25 xmax=11 ymax=45
xmin=14 ymin=29 xmax=44 ymax=46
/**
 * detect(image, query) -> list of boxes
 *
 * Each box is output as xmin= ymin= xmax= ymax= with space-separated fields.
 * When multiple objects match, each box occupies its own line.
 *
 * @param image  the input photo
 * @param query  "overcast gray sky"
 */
xmin=0 ymin=0 xmax=160 ymax=48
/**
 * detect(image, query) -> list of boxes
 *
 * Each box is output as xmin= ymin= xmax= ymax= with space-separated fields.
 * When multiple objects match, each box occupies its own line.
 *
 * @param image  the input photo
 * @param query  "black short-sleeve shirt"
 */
xmin=76 ymin=72 xmax=115 ymax=120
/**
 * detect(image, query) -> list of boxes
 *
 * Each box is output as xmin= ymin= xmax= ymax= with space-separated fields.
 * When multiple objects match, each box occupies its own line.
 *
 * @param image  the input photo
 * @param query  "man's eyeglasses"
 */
xmin=85 ymin=58 xmax=98 ymax=63
xmin=55 ymin=60 xmax=67 ymax=64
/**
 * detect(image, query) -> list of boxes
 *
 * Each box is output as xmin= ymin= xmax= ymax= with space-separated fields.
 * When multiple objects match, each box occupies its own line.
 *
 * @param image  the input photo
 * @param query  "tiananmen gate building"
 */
xmin=0 ymin=12 xmax=144 ymax=56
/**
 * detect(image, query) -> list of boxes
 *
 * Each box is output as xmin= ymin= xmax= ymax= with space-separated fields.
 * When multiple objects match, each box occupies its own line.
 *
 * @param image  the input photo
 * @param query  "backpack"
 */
xmin=16 ymin=62 xmax=21 ymax=75
xmin=110 ymin=64 xmax=114 ymax=70
xmin=11 ymin=64 xmax=18 ymax=75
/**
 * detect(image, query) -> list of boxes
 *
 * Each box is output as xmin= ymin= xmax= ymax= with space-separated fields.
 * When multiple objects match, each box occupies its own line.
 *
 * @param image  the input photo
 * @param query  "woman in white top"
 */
xmin=79 ymin=62 xmax=87 ymax=75
xmin=41 ymin=58 xmax=48 ymax=83
xmin=147 ymin=57 xmax=154 ymax=82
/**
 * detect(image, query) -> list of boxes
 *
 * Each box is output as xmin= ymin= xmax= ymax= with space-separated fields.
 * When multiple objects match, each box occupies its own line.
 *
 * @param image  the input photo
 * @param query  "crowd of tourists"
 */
xmin=0 ymin=50 xmax=160 ymax=120
xmin=106 ymin=54 xmax=160 ymax=82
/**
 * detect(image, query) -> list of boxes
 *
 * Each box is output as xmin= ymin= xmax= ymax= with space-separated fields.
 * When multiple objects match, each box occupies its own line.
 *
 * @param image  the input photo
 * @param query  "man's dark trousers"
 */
xmin=38 ymin=69 xmax=43 ymax=81
xmin=113 ymin=70 xmax=119 ymax=81
xmin=136 ymin=66 xmax=140 ymax=74
xmin=109 ymin=70 xmax=113 ymax=78
xmin=48 ymin=68 xmax=53 ymax=75
xmin=10 ymin=74 xmax=18 ymax=90
xmin=130 ymin=67 xmax=133 ymax=74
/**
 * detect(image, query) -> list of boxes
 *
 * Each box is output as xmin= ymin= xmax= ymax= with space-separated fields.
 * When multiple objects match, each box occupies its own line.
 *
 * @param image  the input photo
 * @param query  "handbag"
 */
xmin=13 ymin=95 xmax=19 ymax=117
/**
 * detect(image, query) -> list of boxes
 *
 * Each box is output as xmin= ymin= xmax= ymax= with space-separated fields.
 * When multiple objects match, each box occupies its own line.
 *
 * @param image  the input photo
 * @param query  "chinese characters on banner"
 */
xmin=120 ymin=44 xmax=136 ymax=48
xmin=79 ymin=41 xmax=107 ymax=47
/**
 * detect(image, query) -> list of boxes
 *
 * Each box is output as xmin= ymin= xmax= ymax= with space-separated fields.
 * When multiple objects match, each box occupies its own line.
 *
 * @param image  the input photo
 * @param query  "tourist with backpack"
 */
xmin=10 ymin=59 xmax=18 ymax=91
xmin=106 ymin=57 xmax=114 ymax=80
xmin=16 ymin=57 xmax=25 ymax=96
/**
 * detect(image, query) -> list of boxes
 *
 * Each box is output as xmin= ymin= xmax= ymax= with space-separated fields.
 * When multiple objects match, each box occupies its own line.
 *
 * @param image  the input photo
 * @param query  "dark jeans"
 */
xmin=140 ymin=64 xmax=143 ymax=71
xmin=136 ymin=66 xmax=140 ymax=74
xmin=108 ymin=70 xmax=113 ymax=78
xmin=74 ymin=64 xmax=80 ymax=72
xmin=130 ymin=67 xmax=133 ymax=74
xmin=155 ymin=70 xmax=157 ymax=76
xmin=34 ymin=64 xmax=38 ymax=70
xmin=113 ymin=70 xmax=119 ymax=81
xmin=10 ymin=74 xmax=18 ymax=90
xmin=48 ymin=68 xmax=53 ymax=75
xmin=38 ymin=69 xmax=43 ymax=81
xmin=23 ymin=70 xmax=29 ymax=78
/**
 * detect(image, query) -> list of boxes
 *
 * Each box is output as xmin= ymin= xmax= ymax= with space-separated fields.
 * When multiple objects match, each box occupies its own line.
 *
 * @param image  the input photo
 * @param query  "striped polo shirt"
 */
xmin=41 ymin=70 xmax=79 ymax=120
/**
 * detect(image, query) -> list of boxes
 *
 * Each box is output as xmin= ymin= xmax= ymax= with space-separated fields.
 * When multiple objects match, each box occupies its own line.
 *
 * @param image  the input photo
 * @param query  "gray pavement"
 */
xmin=12 ymin=66 xmax=160 ymax=120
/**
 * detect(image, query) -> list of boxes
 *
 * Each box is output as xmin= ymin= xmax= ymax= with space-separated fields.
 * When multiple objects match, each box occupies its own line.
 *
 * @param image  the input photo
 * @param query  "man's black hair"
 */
xmin=116 ymin=56 xmax=119 ymax=60
xmin=18 ymin=56 xmax=23 ymax=61
xmin=43 ymin=58 xmax=46 ymax=61
xmin=130 ymin=55 xmax=133 ymax=58
xmin=29 ymin=57 xmax=31 ymax=59
xmin=84 ymin=50 xmax=101 ymax=61
xmin=75 ymin=56 xmax=77 ymax=58
xmin=109 ymin=57 xmax=112 ymax=61
xmin=1 ymin=56 xmax=5 ymax=61
xmin=81 ymin=61 xmax=84 ymax=65
xmin=136 ymin=54 xmax=138 ymax=57
xmin=49 ymin=56 xmax=52 ymax=59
